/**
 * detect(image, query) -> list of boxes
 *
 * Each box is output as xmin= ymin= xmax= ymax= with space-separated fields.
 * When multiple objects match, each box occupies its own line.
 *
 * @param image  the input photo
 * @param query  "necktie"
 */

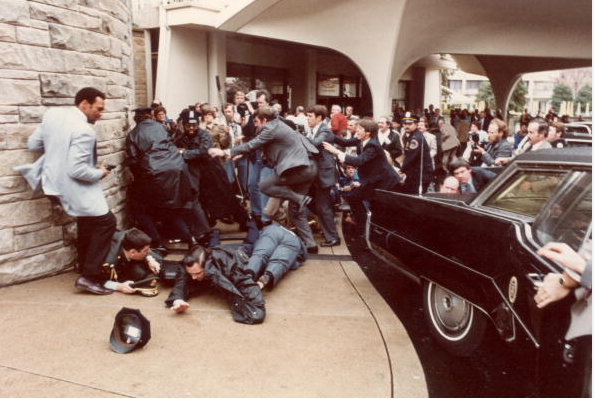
xmin=461 ymin=182 xmax=476 ymax=194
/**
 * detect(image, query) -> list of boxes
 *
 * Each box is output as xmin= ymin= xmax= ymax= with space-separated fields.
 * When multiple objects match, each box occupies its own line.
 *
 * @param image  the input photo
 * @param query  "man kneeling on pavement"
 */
xmin=99 ymin=228 xmax=162 ymax=296
xmin=165 ymin=222 xmax=306 ymax=324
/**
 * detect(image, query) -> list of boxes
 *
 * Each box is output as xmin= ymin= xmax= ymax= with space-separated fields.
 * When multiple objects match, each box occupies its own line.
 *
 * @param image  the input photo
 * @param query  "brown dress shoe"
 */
xmin=75 ymin=276 xmax=113 ymax=295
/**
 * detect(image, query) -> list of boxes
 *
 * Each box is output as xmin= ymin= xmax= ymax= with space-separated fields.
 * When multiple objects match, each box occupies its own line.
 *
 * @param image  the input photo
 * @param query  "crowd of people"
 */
xmin=15 ymin=86 xmax=584 ymax=325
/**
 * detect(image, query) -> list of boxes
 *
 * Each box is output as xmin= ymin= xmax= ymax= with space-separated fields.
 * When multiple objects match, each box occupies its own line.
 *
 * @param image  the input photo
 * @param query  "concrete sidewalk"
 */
xmin=0 ymin=227 xmax=427 ymax=398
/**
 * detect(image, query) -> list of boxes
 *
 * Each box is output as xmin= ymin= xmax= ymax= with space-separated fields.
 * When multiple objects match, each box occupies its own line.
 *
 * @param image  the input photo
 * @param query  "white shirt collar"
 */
xmin=74 ymin=106 xmax=88 ymax=123
xmin=362 ymin=138 xmax=370 ymax=147
xmin=312 ymin=122 xmax=322 ymax=135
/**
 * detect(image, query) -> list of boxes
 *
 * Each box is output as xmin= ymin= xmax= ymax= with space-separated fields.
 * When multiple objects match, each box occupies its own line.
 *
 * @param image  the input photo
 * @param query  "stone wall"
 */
xmin=0 ymin=0 xmax=134 ymax=286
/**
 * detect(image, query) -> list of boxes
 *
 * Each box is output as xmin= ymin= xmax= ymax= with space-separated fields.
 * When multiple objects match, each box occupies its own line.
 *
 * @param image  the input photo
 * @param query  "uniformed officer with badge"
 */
xmin=400 ymin=112 xmax=434 ymax=194
xmin=101 ymin=228 xmax=162 ymax=296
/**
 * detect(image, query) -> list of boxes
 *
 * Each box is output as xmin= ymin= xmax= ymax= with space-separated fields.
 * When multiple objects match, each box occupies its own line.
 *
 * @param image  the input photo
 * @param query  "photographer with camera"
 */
xmin=472 ymin=118 xmax=512 ymax=167
xmin=464 ymin=121 xmax=488 ymax=166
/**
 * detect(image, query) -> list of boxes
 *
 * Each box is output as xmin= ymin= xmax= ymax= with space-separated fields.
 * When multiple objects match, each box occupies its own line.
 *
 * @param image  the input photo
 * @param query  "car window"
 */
xmin=483 ymin=170 xmax=567 ymax=217
xmin=566 ymin=125 xmax=591 ymax=135
xmin=533 ymin=171 xmax=592 ymax=252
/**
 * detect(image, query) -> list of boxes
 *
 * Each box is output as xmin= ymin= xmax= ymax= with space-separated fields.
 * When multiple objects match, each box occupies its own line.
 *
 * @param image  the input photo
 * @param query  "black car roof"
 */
xmin=515 ymin=147 xmax=592 ymax=165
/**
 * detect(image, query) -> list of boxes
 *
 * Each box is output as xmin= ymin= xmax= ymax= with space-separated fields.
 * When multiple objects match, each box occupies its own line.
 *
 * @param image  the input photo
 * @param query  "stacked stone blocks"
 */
xmin=0 ymin=0 xmax=134 ymax=286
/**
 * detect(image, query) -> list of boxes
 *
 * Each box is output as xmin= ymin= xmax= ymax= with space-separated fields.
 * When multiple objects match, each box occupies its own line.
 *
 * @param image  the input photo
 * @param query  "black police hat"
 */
xmin=109 ymin=307 xmax=151 ymax=354
xmin=401 ymin=112 xmax=418 ymax=123
xmin=181 ymin=109 xmax=199 ymax=125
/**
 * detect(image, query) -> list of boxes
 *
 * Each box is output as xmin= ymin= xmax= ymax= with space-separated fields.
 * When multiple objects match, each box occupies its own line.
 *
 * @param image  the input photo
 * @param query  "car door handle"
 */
xmin=526 ymin=273 xmax=543 ymax=289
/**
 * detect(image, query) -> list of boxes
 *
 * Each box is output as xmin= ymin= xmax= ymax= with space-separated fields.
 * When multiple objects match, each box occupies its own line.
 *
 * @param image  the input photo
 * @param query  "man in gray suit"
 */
xmin=209 ymin=106 xmax=319 ymax=252
xmin=16 ymin=87 xmax=115 ymax=295
xmin=306 ymin=105 xmax=340 ymax=247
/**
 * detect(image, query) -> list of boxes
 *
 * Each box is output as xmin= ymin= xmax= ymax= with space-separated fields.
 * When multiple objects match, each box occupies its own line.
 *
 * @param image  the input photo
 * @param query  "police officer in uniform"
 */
xmin=400 ymin=113 xmax=434 ymax=194
xmin=101 ymin=228 xmax=162 ymax=296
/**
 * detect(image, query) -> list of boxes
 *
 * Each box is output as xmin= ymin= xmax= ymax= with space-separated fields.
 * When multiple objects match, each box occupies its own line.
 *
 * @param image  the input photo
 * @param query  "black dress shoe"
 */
xmin=75 ymin=276 xmax=113 ymax=295
xmin=298 ymin=195 xmax=313 ymax=213
xmin=307 ymin=246 xmax=319 ymax=254
xmin=320 ymin=238 xmax=341 ymax=247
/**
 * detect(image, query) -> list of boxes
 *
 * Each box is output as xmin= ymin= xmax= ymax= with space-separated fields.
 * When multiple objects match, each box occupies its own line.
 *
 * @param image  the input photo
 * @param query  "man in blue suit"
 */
xmin=323 ymin=118 xmax=400 ymax=235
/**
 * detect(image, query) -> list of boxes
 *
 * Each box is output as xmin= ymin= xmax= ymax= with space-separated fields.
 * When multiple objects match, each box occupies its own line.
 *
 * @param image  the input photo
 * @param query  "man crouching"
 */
xmin=101 ymin=228 xmax=161 ymax=296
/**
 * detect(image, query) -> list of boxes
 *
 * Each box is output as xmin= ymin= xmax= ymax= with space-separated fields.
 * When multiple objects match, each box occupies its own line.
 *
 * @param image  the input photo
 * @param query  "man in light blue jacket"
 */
xmin=15 ymin=87 xmax=115 ymax=295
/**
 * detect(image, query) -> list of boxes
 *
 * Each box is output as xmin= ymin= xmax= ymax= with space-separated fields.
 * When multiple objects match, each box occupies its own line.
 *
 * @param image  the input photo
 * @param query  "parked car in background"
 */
xmin=366 ymin=147 xmax=591 ymax=395
xmin=564 ymin=122 xmax=592 ymax=147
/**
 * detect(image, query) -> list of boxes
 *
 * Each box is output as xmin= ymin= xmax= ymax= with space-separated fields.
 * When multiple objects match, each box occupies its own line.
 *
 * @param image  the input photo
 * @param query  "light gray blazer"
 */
xmin=14 ymin=107 xmax=108 ymax=217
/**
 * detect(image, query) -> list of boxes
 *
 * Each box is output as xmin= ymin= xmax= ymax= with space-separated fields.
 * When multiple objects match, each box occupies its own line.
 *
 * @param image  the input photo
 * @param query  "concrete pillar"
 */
xmin=423 ymin=68 xmax=440 ymax=109
xmin=207 ymin=31 xmax=227 ymax=108
xmin=154 ymin=6 xmax=171 ymax=107
xmin=144 ymin=29 xmax=153 ymax=105
xmin=409 ymin=67 xmax=425 ymax=111
xmin=156 ymin=27 xmax=209 ymax=118
xmin=305 ymin=49 xmax=317 ymax=106
xmin=489 ymin=74 xmax=520 ymax=120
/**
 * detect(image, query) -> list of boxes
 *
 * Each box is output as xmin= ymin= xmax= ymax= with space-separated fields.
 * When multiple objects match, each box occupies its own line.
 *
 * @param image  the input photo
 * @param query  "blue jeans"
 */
xmin=248 ymin=154 xmax=263 ymax=217
xmin=259 ymin=165 xmax=274 ymax=222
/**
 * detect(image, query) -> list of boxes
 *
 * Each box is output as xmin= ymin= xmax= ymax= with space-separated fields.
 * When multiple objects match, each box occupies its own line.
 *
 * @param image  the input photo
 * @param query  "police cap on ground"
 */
xmin=109 ymin=307 xmax=151 ymax=354
xmin=401 ymin=112 xmax=418 ymax=124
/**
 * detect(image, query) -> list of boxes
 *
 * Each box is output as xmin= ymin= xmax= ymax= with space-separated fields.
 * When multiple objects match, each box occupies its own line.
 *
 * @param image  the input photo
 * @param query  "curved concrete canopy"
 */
xmin=168 ymin=0 xmax=592 ymax=115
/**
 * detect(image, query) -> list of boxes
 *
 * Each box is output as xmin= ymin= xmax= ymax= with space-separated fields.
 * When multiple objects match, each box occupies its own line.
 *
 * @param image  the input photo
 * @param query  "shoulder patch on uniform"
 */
xmin=409 ymin=139 xmax=419 ymax=150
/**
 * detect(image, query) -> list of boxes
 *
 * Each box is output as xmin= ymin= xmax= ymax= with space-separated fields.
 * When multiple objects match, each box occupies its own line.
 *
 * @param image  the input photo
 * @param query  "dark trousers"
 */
xmin=258 ymin=163 xmax=317 ymax=204
xmin=347 ymin=187 xmax=370 ymax=234
xmin=312 ymin=184 xmax=339 ymax=242
xmin=77 ymin=211 xmax=116 ymax=282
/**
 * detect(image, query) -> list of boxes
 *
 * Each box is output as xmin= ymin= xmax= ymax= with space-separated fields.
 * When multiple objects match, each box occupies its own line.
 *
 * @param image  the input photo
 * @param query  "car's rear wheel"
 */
xmin=423 ymin=281 xmax=486 ymax=356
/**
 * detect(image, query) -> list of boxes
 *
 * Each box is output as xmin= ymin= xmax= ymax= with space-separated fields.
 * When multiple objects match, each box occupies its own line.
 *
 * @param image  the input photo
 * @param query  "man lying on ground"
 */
xmin=164 ymin=222 xmax=306 ymax=324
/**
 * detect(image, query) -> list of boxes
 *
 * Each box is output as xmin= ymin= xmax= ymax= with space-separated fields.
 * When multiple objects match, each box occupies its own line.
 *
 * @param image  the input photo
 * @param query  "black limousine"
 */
xmin=366 ymin=147 xmax=591 ymax=393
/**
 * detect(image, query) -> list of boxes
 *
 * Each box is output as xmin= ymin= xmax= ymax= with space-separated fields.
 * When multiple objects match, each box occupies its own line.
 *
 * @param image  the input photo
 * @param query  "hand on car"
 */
xmin=534 ymin=273 xmax=571 ymax=308
xmin=171 ymin=299 xmax=190 ymax=313
xmin=494 ymin=157 xmax=510 ymax=166
xmin=537 ymin=242 xmax=587 ymax=275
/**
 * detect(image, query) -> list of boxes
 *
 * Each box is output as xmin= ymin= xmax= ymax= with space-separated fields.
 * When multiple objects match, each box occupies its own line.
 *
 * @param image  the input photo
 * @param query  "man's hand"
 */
xmin=494 ymin=157 xmax=510 ymax=166
xmin=537 ymin=242 xmax=587 ymax=275
xmin=232 ymin=154 xmax=243 ymax=161
xmin=171 ymin=299 xmax=190 ymax=313
xmin=98 ymin=160 xmax=111 ymax=179
xmin=352 ymin=181 xmax=361 ymax=188
xmin=146 ymin=255 xmax=161 ymax=274
xmin=534 ymin=273 xmax=571 ymax=308
xmin=322 ymin=141 xmax=341 ymax=156
xmin=116 ymin=281 xmax=136 ymax=294
xmin=342 ymin=185 xmax=352 ymax=192
xmin=208 ymin=148 xmax=225 ymax=158
xmin=473 ymin=146 xmax=485 ymax=155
